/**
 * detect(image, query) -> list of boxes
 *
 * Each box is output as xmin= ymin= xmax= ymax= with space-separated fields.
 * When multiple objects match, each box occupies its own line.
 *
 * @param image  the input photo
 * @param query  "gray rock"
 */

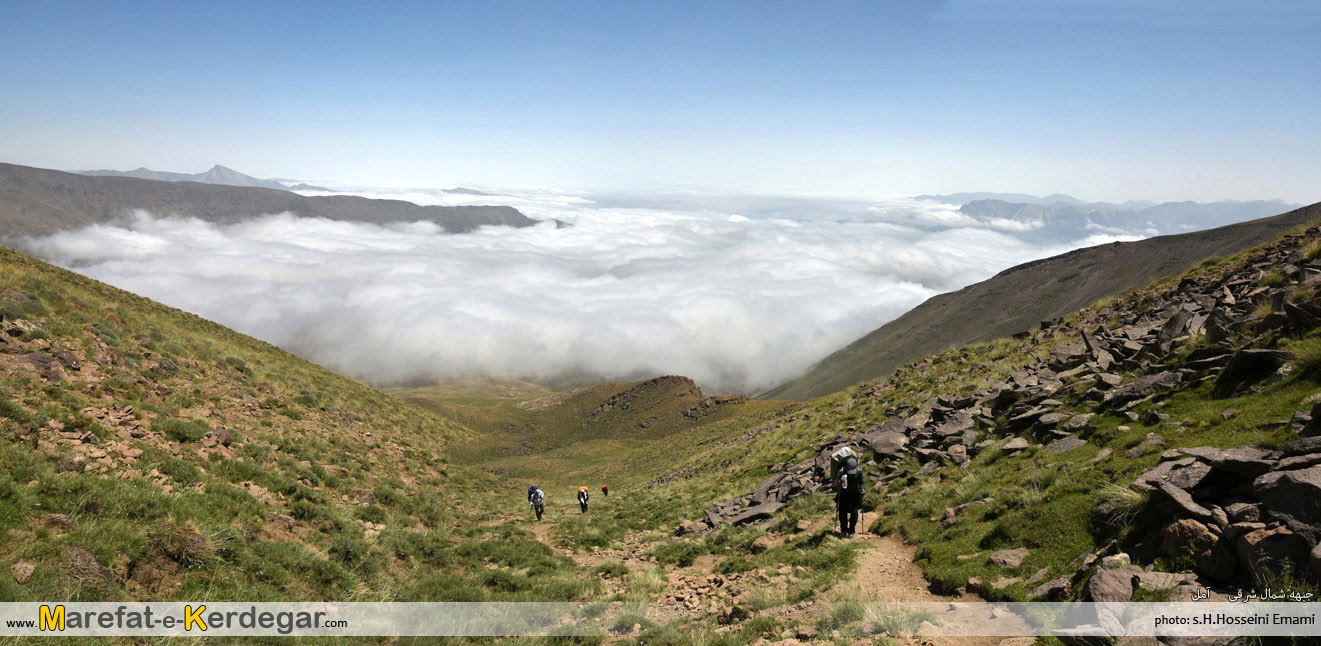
xmin=933 ymin=410 xmax=976 ymax=437
xmin=1097 ymin=373 xmax=1123 ymax=388
xmin=1177 ymin=446 xmax=1277 ymax=477
xmin=1279 ymin=453 xmax=1321 ymax=470
xmin=1126 ymin=434 xmax=1164 ymax=459
xmin=1213 ymin=349 xmax=1289 ymax=396
xmin=749 ymin=473 xmax=785 ymax=505
xmin=1311 ymin=542 xmax=1321 ymax=582
xmin=1153 ymin=481 xmax=1217 ymax=524
xmin=1134 ymin=458 xmax=1212 ymax=492
xmin=1002 ymin=437 xmax=1030 ymax=452
xmin=1104 ymin=372 xmax=1182 ymax=408
xmin=728 ymin=500 xmax=785 ymax=526
xmin=989 ymin=547 xmax=1030 ymax=567
xmin=1283 ymin=436 xmax=1321 ymax=457
xmin=1224 ymin=522 xmax=1266 ymax=542
xmin=1029 ymin=573 xmax=1072 ymax=599
xmin=1252 ymin=465 xmax=1321 ymax=544
xmin=1062 ymin=414 xmax=1095 ymax=433
xmin=859 ymin=424 xmax=909 ymax=460
xmin=1036 ymin=412 xmax=1072 ymax=429
xmin=1224 ymin=502 xmax=1261 ymax=523
xmin=1050 ymin=344 xmax=1088 ymax=368
xmin=1046 ymin=434 xmax=1087 ymax=453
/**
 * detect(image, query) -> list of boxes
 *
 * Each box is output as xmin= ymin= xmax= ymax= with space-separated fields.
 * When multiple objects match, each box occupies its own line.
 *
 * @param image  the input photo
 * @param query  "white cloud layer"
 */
xmin=15 ymin=191 xmax=1139 ymax=393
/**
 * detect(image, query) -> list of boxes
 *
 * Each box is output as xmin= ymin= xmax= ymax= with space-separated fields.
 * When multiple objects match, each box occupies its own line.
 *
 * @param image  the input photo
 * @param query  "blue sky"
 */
xmin=1 ymin=0 xmax=1318 ymax=202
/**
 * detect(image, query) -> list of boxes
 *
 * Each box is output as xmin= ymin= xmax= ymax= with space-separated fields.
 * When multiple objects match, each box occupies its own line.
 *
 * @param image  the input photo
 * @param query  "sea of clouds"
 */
xmin=14 ymin=187 xmax=1142 ymax=393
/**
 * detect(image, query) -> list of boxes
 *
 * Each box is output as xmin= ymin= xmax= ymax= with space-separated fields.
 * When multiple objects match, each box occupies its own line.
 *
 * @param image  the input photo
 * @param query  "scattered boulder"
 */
xmin=1002 ymin=437 xmax=1030 ymax=452
xmin=1126 ymin=434 xmax=1164 ymax=459
xmin=989 ymin=547 xmax=1030 ymax=567
xmin=1046 ymin=434 xmax=1087 ymax=453
xmin=1214 ymin=349 xmax=1289 ymax=396
xmin=1103 ymin=372 xmax=1182 ymax=409
xmin=1062 ymin=414 xmax=1095 ymax=433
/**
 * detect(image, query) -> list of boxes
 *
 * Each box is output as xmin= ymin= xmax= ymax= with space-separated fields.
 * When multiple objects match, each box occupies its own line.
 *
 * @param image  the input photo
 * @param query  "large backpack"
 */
xmin=840 ymin=467 xmax=864 ymax=497
xmin=829 ymin=446 xmax=857 ymax=481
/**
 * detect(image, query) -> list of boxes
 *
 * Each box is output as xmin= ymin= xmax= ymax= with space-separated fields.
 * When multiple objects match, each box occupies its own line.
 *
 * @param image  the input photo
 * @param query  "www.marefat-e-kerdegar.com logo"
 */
xmin=11 ymin=604 xmax=339 ymax=635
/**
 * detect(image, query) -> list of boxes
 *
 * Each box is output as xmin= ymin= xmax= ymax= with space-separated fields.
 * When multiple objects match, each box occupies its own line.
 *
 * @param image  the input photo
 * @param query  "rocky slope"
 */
xmin=689 ymin=222 xmax=1321 ymax=602
xmin=762 ymin=201 xmax=1321 ymax=401
xmin=0 ymin=162 xmax=536 ymax=237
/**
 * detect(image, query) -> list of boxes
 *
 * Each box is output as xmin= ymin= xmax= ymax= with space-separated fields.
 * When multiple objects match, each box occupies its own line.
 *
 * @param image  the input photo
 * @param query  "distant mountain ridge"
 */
xmin=0 ymin=162 xmax=537 ymax=237
xmin=915 ymin=191 xmax=1093 ymax=206
xmin=77 ymin=164 xmax=302 ymax=190
xmin=958 ymin=198 xmax=1297 ymax=243
xmin=760 ymin=200 xmax=1321 ymax=400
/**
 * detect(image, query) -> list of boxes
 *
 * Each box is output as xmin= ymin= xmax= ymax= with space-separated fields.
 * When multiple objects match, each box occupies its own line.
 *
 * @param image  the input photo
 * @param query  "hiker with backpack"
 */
xmin=601 ymin=484 xmax=608 ymax=498
xmin=834 ymin=455 xmax=865 ymax=536
xmin=528 ymin=485 xmax=545 ymax=520
xmin=577 ymin=486 xmax=590 ymax=513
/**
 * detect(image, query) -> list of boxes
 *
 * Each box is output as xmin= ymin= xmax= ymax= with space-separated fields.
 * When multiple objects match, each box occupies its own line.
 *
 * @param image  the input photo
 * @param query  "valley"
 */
xmin=3 ymin=202 xmax=1321 ymax=645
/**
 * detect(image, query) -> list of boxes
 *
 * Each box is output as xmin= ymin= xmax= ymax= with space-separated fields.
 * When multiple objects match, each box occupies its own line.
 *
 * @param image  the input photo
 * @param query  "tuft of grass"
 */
xmin=1258 ymin=269 xmax=1286 ymax=288
xmin=1095 ymin=482 xmax=1149 ymax=531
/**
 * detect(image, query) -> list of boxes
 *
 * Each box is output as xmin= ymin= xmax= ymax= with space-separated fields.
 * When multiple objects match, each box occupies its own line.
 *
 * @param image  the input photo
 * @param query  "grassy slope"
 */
xmin=763 ymin=201 xmax=1321 ymax=401
xmin=395 ymin=377 xmax=793 ymax=487
xmin=0 ymin=246 xmax=612 ymax=615
xmin=631 ymin=224 xmax=1321 ymax=609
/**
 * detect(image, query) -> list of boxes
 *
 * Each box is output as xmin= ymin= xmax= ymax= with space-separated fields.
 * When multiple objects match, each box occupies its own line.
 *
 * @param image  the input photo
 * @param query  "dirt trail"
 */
xmin=814 ymin=533 xmax=1018 ymax=646
xmin=508 ymin=507 xmax=1021 ymax=645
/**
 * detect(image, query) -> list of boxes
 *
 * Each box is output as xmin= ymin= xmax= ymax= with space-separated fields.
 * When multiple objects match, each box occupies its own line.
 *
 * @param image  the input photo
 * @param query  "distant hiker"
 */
xmin=601 ymin=484 xmax=608 ymax=498
xmin=834 ymin=456 xmax=864 ymax=536
xmin=528 ymin=486 xmax=545 ymax=521
xmin=577 ymin=486 xmax=590 ymax=513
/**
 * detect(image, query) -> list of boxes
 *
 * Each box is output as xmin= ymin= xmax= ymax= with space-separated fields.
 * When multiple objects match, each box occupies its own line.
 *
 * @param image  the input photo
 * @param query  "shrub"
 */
xmin=592 ymin=561 xmax=629 ymax=578
xmin=646 ymin=540 xmax=704 ymax=567
xmin=151 ymin=417 xmax=210 ymax=443
xmin=1259 ymin=270 xmax=1286 ymax=288
xmin=355 ymin=505 xmax=387 ymax=524
xmin=328 ymin=535 xmax=370 ymax=567
xmin=0 ymin=392 xmax=35 ymax=426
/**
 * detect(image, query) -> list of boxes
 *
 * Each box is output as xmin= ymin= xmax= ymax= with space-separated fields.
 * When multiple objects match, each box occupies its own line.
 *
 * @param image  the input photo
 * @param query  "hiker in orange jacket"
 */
xmin=577 ymin=486 xmax=590 ymax=513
